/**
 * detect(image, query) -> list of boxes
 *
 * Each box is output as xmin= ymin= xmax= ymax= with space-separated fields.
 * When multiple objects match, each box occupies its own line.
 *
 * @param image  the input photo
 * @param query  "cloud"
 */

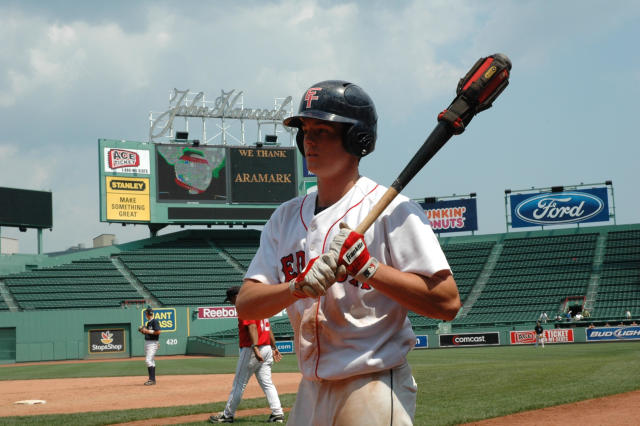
xmin=1 ymin=0 xmax=639 ymax=252
xmin=0 ymin=143 xmax=58 ymax=189
xmin=0 ymin=8 xmax=179 ymax=107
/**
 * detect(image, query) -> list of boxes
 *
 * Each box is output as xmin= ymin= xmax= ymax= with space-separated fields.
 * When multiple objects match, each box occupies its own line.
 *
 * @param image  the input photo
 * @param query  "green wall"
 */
xmin=0 ymin=307 xmax=596 ymax=363
xmin=0 ymin=306 xmax=238 ymax=363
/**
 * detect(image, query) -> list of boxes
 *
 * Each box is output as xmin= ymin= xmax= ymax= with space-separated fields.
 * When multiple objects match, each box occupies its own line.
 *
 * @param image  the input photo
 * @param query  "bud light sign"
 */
xmin=509 ymin=188 xmax=609 ymax=228
xmin=420 ymin=198 xmax=478 ymax=233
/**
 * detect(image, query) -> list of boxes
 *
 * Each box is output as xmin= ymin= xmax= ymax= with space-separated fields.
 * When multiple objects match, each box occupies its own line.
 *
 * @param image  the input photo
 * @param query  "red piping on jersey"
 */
xmin=299 ymin=194 xmax=309 ymax=231
xmin=321 ymin=184 xmax=379 ymax=252
xmin=313 ymin=182 xmax=379 ymax=380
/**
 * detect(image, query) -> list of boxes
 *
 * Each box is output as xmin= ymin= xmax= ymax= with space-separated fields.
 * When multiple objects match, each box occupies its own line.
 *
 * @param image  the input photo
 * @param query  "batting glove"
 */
xmin=289 ymin=253 xmax=340 ymax=298
xmin=329 ymin=223 xmax=379 ymax=282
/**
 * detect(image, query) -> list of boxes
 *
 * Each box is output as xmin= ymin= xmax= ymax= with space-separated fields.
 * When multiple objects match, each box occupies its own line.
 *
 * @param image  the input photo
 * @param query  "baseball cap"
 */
xmin=224 ymin=286 xmax=241 ymax=303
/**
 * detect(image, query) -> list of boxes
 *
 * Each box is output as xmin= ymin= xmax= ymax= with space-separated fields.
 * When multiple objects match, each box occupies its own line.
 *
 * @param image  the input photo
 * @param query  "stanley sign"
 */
xmin=106 ymin=176 xmax=150 ymax=221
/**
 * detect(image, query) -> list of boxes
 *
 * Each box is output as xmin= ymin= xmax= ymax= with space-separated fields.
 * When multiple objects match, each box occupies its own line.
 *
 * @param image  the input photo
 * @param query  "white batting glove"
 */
xmin=289 ymin=253 xmax=340 ymax=298
xmin=329 ymin=223 xmax=379 ymax=282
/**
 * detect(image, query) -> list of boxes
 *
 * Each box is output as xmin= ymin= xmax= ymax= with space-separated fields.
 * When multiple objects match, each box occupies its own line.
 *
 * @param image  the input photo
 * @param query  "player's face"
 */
xmin=301 ymin=118 xmax=356 ymax=178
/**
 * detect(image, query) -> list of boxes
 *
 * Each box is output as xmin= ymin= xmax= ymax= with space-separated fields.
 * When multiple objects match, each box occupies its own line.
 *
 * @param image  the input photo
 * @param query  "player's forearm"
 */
xmin=247 ymin=324 xmax=259 ymax=345
xmin=236 ymin=279 xmax=297 ymax=319
xmin=366 ymin=265 xmax=461 ymax=320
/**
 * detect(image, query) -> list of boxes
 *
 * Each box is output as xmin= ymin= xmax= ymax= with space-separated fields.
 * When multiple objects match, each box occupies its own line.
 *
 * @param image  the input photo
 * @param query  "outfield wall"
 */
xmin=2 ymin=307 xmax=636 ymax=364
xmin=0 ymin=306 xmax=239 ymax=363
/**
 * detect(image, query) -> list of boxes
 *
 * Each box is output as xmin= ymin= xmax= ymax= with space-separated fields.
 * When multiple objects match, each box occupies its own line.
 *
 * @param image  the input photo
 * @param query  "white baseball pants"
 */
xmin=223 ymin=345 xmax=283 ymax=417
xmin=145 ymin=341 xmax=159 ymax=367
xmin=287 ymin=362 xmax=417 ymax=426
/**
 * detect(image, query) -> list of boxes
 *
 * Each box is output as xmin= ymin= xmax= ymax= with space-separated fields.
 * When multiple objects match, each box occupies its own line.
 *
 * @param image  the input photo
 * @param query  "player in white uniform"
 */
xmin=210 ymin=286 xmax=284 ymax=423
xmin=237 ymin=80 xmax=461 ymax=425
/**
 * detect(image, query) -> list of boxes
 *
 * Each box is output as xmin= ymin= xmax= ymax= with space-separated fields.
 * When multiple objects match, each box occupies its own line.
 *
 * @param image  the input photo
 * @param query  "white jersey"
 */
xmin=246 ymin=176 xmax=450 ymax=381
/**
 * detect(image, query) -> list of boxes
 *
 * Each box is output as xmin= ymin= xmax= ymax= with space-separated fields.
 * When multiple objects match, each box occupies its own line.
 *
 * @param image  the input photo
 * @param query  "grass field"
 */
xmin=1 ymin=342 xmax=639 ymax=425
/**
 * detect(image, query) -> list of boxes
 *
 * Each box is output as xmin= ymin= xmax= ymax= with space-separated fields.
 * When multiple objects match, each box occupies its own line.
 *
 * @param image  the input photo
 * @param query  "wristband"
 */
xmin=359 ymin=257 xmax=380 ymax=280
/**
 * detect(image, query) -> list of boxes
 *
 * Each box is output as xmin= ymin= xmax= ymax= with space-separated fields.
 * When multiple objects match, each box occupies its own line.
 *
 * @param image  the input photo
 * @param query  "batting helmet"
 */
xmin=145 ymin=307 xmax=153 ymax=315
xmin=283 ymin=80 xmax=377 ymax=157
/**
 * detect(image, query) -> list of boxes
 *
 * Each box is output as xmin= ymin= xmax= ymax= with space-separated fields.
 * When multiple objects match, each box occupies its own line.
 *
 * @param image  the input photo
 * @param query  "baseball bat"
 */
xmin=355 ymin=53 xmax=512 ymax=235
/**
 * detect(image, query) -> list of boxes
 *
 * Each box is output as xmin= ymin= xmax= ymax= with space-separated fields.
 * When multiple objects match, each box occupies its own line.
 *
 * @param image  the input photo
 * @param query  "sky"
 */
xmin=1 ymin=0 xmax=639 ymax=254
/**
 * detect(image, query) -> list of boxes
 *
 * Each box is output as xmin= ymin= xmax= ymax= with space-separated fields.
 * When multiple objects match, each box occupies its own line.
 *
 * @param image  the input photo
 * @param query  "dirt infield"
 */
xmin=0 ymin=373 xmax=302 ymax=418
xmin=464 ymin=390 xmax=640 ymax=426
xmin=1 ymin=365 xmax=638 ymax=424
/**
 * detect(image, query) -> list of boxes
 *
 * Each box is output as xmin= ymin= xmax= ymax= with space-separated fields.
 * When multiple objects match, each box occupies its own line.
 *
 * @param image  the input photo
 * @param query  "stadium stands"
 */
xmin=440 ymin=240 xmax=496 ymax=300
xmin=2 ymin=257 xmax=140 ymax=310
xmin=457 ymin=233 xmax=598 ymax=325
xmin=117 ymin=231 xmax=260 ymax=306
xmin=591 ymin=229 xmax=640 ymax=320
xmin=0 ymin=225 xmax=638 ymax=333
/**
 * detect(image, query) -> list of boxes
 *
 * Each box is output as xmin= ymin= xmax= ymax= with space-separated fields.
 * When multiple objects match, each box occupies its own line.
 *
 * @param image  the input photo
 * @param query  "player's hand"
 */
xmin=273 ymin=348 xmax=283 ymax=363
xmin=289 ymin=253 xmax=341 ymax=298
xmin=329 ymin=223 xmax=379 ymax=282
xmin=253 ymin=347 xmax=264 ymax=362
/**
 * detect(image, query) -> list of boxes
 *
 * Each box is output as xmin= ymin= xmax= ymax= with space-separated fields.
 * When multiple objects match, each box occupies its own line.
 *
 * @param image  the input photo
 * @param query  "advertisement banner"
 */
xmin=586 ymin=326 xmax=640 ymax=342
xmin=415 ymin=335 xmax=428 ymax=349
xmin=198 ymin=306 xmax=238 ymax=319
xmin=419 ymin=198 xmax=478 ymax=233
xmin=302 ymin=157 xmax=315 ymax=177
xmin=276 ymin=341 xmax=294 ymax=354
xmin=103 ymin=148 xmax=151 ymax=175
xmin=105 ymin=176 xmax=150 ymax=221
xmin=509 ymin=187 xmax=609 ymax=228
xmin=88 ymin=328 xmax=126 ymax=353
xmin=439 ymin=332 xmax=500 ymax=347
xmin=141 ymin=308 xmax=176 ymax=332
xmin=229 ymin=147 xmax=297 ymax=203
xmin=510 ymin=329 xmax=574 ymax=344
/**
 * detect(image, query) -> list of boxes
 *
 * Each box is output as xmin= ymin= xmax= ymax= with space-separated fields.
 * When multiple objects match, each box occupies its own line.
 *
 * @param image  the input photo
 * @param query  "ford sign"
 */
xmin=510 ymin=188 xmax=609 ymax=227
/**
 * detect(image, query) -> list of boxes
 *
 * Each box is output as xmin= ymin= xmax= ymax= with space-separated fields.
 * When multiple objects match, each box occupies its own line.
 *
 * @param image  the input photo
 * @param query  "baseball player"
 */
xmin=534 ymin=321 xmax=544 ymax=348
xmin=235 ymin=80 xmax=461 ymax=425
xmin=139 ymin=306 xmax=161 ymax=385
xmin=209 ymin=286 xmax=285 ymax=423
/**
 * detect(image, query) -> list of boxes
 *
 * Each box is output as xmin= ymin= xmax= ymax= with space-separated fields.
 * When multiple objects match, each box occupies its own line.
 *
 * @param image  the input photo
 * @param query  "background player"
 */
xmin=534 ymin=320 xmax=545 ymax=348
xmin=138 ymin=306 xmax=161 ymax=385
xmin=236 ymin=80 xmax=461 ymax=425
xmin=209 ymin=286 xmax=285 ymax=423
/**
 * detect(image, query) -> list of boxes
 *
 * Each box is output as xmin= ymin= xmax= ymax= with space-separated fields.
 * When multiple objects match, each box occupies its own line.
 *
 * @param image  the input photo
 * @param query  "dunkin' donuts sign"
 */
xmin=198 ymin=306 xmax=238 ymax=319
xmin=509 ymin=187 xmax=609 ymax=228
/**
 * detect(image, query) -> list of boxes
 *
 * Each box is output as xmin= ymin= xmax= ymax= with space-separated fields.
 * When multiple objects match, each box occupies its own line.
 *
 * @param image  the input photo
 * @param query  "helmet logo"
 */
xmin=304 ymin=87 xmax=322 ymax=108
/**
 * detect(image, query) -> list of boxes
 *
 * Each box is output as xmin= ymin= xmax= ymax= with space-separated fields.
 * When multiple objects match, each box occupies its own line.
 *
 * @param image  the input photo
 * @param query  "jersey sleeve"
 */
xmin=240 ymin=319 xmax=257 ymax=327
xmin=383 ymin=199 xmax=451 ymax=277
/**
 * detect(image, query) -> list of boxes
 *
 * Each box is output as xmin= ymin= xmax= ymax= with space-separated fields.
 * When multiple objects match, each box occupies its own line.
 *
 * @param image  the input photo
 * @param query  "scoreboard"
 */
xmin=99 ymin=139 xmax=303 ymax=226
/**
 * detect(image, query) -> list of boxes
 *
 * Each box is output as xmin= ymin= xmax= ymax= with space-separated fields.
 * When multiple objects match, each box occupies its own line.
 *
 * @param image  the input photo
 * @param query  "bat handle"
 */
xmin=354 ymin=122 xmax=453 ymax=235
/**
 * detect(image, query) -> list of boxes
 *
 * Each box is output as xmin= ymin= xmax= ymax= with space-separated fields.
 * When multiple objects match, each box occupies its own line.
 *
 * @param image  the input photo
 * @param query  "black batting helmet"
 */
xmin=283 ymin=80 xmax=377 ymax=157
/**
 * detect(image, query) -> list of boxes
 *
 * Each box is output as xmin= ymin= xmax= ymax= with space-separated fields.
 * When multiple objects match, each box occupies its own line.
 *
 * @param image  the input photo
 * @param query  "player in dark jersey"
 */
xmin=209 ymin=286 xmax=284 ymax=423
xmin=139 ymin=307 xmax=161 ymax=385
